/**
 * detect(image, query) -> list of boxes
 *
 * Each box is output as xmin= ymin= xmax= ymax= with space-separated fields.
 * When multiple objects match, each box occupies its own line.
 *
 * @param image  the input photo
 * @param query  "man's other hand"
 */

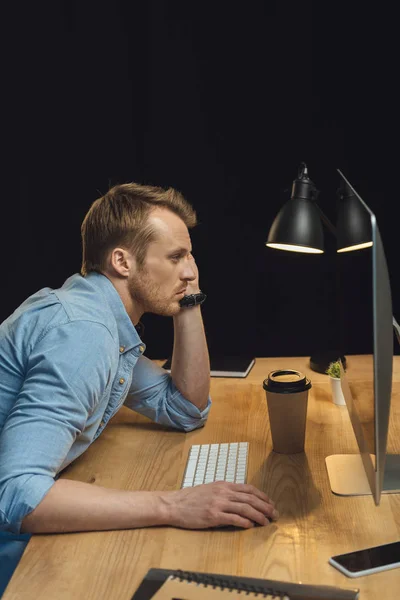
xmin=161 ymin=481 xmax=279 ymax=529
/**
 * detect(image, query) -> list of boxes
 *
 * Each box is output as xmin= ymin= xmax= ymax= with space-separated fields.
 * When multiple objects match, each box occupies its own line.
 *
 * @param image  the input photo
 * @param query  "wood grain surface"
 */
xmin=4 ymin=356 xmax=400 ymax=599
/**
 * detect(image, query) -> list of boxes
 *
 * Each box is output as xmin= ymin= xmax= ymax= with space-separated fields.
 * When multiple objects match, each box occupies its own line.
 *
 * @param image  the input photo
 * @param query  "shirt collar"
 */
xmin=85 ymin=272 xmax=145 ymax=354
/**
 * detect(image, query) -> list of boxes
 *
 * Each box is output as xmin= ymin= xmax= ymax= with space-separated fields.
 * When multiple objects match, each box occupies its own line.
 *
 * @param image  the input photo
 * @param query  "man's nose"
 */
xmin=181 ymin=257 xmax=196 ymax=280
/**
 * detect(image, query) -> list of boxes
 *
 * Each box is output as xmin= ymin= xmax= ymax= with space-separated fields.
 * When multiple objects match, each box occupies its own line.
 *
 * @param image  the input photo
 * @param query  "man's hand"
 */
xmin=161 ymin=481 xmax=279 ymax=529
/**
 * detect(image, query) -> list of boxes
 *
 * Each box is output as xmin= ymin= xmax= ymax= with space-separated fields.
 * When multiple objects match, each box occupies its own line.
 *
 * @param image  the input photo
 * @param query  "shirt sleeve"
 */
xmin=124 ymin=356 xmax=211 ymax=432
xmin=0 ymin=321 xmax=113 ymax=534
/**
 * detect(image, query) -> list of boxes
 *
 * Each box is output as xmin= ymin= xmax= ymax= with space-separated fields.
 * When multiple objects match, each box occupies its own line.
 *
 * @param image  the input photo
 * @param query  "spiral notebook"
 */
xmin=131 ymin=569 xmax=360 ymax=600
xmin=151 ymin=575 xmax=289 ymax=599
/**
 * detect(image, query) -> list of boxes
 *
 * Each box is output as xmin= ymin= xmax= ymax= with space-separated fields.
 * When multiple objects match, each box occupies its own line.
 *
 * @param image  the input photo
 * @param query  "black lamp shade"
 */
xmin=337 ymin=186 xmax=373 ymax=252
xmin=266 ymin=197 xmax=325 ymax=253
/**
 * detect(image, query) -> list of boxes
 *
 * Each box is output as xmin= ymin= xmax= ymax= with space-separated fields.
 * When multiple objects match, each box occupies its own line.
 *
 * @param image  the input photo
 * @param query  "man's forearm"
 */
xmin=21 ymin=479 xmax=169 ymax=534
xmin=171 ymin=305 xmax=210 ymax=410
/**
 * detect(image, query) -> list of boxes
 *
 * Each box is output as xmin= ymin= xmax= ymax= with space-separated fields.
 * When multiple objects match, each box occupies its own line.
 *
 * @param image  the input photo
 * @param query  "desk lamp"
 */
xmin=266 ymin=163 xmax=372 ymax=373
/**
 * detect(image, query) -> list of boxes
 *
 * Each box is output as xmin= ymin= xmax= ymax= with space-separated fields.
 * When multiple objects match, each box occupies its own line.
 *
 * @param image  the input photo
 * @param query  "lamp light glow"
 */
xmin=266 ymin=242 xmax=324 ymax=254
xmin=337 ymin=241 xmax=373 ymax=253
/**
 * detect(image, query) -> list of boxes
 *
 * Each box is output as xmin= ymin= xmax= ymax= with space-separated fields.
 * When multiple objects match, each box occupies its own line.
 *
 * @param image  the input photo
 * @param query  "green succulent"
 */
xmin=326 ymin=360 xmax=342 ymax=378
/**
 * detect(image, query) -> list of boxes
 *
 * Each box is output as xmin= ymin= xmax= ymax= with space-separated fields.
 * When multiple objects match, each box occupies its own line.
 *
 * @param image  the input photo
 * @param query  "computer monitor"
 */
xmin=325 ymin=170 xmax=400 ymax=505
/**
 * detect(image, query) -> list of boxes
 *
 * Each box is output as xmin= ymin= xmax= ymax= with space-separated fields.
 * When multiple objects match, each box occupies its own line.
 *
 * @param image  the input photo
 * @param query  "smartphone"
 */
xmin=329 ymin=540 xmax=400 ymax=577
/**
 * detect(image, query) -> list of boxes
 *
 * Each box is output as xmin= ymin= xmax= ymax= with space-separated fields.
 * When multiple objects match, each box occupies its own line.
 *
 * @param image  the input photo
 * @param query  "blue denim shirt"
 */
xmin=0 ymin=272 xmax=211 ymax=533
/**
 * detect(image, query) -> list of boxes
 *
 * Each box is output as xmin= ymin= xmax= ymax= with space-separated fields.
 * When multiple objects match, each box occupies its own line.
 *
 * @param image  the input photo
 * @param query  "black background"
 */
xmin=3 ymin=1 xmax=399 ymax=360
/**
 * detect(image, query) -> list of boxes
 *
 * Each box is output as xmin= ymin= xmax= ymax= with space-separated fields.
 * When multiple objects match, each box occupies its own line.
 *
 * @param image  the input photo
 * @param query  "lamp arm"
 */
xmin=394 ymin=316 xmax=400 ymax=347
xmin=314 ymin=203 xmax=337 ymax=237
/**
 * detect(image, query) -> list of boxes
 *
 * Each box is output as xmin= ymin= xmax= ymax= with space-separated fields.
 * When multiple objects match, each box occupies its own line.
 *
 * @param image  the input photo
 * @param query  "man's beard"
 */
xmin=128 ymin=271 xmax=181 ymax=317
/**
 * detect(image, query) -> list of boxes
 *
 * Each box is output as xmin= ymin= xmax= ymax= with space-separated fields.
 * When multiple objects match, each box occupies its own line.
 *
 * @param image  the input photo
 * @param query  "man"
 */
xmin=0 ymin=182 xmax=278 ymax=534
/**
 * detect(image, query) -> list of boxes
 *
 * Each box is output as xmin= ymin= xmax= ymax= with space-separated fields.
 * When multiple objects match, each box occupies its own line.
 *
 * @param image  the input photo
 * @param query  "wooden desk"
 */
xmin=4 ymin=356 xmax=400 ymax=599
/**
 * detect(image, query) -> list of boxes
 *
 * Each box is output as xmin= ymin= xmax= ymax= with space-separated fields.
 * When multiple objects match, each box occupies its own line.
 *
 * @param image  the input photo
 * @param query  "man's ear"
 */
xmin=109 ymin=247 xmax=136 ymax=278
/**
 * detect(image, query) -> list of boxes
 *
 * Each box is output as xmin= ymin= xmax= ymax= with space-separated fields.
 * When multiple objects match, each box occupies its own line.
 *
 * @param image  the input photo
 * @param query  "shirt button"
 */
xmin=119 ymin=378 xmax=125 ymax=385
xmin=139 ymin=345 xmax=145 ymax=353
xmin=119 ymin=346 xmax=125 ymax=353
xmin=100 ymin=420 xmax=105 ymax=427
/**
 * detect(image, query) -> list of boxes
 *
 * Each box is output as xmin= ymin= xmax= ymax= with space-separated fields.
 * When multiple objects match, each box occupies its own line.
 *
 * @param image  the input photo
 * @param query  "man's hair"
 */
xmin=81 ymin=182 xmax=197 ymax=276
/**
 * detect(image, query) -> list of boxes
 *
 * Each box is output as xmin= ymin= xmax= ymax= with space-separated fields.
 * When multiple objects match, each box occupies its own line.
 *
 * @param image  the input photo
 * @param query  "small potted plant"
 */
xmin=326 ymin=360 xmax=346 ymax=406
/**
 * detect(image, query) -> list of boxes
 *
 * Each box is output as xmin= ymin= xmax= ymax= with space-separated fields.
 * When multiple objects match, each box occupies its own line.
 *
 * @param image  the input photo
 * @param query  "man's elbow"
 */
xmin=180 ymin=418 xmax=207 ymax=433
xmin=0 ymin=474 xmax=54 ymax=534
xmin=179 ymin=401 xmax=211 ymax=432
xmin=185 ymin=397 xmax=209 ymax=413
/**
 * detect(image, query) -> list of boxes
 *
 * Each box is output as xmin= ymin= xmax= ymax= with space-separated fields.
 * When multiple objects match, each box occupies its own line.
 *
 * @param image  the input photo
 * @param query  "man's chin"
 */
xmin=151 ymin=301 xmax=181 ymax=317
xmin=167 ymin=302 xmax=182 ymax=316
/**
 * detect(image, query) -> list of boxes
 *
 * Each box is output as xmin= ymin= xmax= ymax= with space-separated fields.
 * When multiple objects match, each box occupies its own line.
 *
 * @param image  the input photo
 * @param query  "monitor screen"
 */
xmin=336 ymin=171 xmax=394 ymax=504
xmin=338 ymin=234 xmax=375 ymax=471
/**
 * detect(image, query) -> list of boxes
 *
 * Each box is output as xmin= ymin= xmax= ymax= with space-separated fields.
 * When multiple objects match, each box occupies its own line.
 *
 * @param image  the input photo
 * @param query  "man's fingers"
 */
xmin=226 ymin=483 xmax=274 ymax=505
xmin=231 ymin=492 xmax=279 ymax=521
xmin=225 ymin=502 xmax=268 ymax=526
xmin=218 ymin=512 xmax=254 ymax=529
xmin=220 ymin=482 xmax=279 ymax=521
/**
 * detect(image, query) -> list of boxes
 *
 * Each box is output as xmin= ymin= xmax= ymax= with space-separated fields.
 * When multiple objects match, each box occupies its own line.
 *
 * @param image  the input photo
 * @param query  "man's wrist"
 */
xmin=129 ymin=490 xmax=172 ymax=527
xmin=155 ymin=491 xmax=176 ymax=526
xmin=179 ymin=291 xmax=206 ymax=309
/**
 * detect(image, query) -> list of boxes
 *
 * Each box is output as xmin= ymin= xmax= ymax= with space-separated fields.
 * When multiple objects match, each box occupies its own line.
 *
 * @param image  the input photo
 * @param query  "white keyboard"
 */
xmin=181 ymin=442 xmax=249 ymax=488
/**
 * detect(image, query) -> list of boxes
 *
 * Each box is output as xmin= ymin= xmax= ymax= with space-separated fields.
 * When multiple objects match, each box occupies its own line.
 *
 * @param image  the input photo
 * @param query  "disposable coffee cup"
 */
xmin=263 ymin=370 xmax=312 ymax=454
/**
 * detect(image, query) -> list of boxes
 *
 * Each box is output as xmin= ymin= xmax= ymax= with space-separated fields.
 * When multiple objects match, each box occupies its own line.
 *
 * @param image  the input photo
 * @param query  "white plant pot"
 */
xmin=330 ymin=376 xmax=346 ymax=406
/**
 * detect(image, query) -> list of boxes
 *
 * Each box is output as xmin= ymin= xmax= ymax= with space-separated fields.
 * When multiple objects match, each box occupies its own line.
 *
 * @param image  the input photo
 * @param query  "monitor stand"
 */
xmin=325 ymin=454 xmax=400 ymax=496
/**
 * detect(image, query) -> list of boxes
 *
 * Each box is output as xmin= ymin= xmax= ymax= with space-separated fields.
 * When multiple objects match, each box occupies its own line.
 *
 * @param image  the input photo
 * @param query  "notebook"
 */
xmin=150 ymin=576 xmax=289 ymax=599
xmin=162 ymin=356 xmax=255 ymax=378
xmin=131 ymin=568 xmax=360 ymax=600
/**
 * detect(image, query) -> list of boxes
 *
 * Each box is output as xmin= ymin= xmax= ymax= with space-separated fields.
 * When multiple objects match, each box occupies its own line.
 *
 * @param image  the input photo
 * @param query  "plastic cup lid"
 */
xmin=263 ymin=369 xmax=312 ymax=394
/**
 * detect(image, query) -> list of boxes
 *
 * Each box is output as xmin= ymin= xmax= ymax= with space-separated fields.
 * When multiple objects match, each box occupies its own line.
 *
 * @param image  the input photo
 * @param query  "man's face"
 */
xmin=128 ymin=208 xmax=197 ymax=316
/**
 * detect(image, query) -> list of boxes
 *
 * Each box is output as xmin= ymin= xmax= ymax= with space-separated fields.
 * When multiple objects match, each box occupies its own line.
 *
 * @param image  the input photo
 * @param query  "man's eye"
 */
xmin=170 ymin=256 xmax=180 ymax=262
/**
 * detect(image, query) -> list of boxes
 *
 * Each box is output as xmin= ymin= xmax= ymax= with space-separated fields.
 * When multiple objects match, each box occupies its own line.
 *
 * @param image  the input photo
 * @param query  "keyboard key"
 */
xmin=185 ymin=466 xmax=196 ymax=479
